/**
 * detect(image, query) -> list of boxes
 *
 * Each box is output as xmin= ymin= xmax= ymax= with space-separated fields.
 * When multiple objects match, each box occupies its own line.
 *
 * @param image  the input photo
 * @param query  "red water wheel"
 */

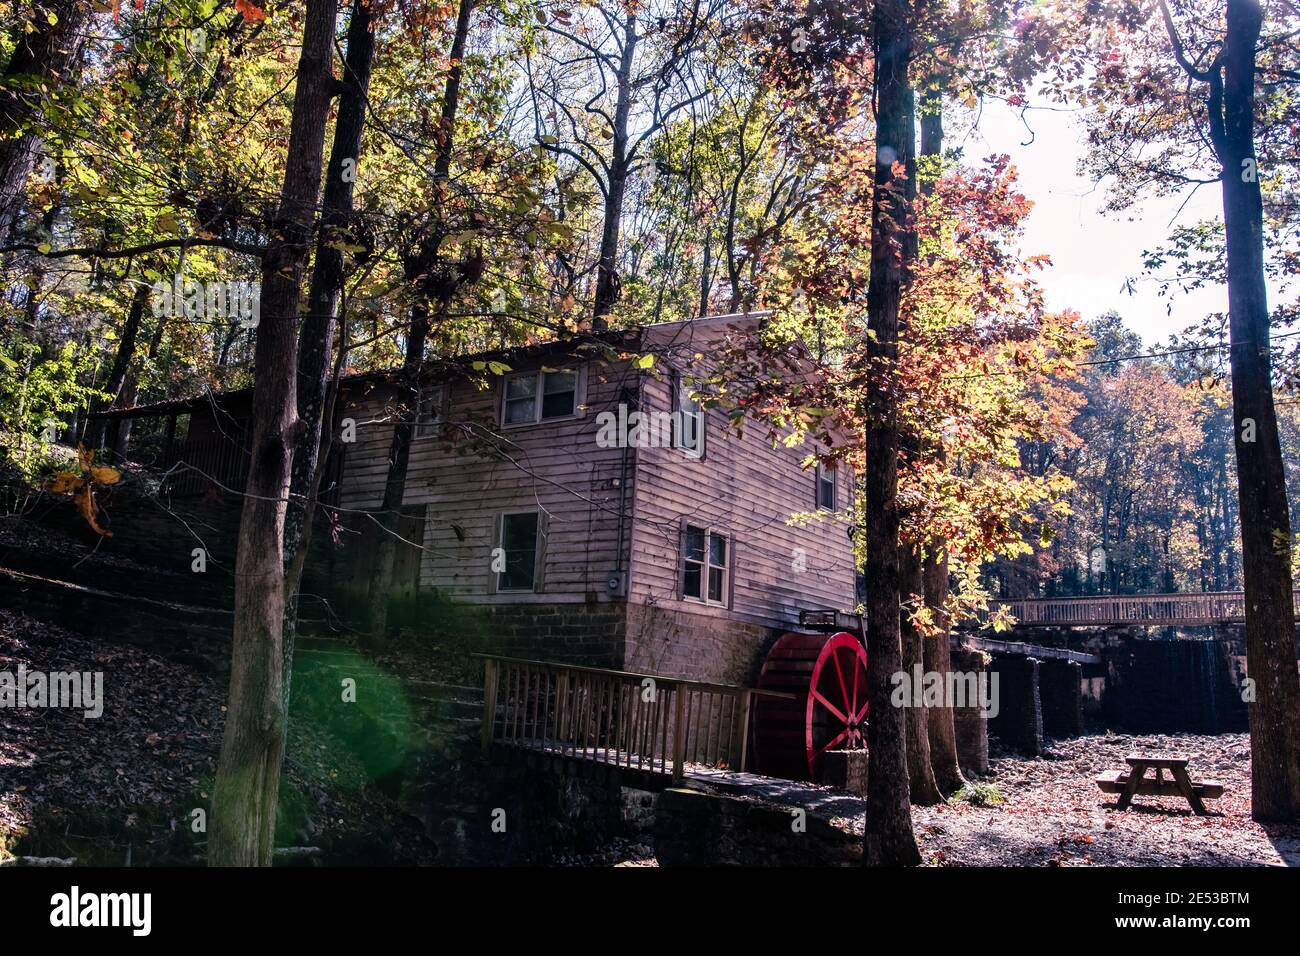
xmin=751 ymin=631 xmax=869 ymax=782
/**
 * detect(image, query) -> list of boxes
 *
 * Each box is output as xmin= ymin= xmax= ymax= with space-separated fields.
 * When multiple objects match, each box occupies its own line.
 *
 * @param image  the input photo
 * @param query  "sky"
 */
xmin=962 ymin=98 xmax=1277 ymax=347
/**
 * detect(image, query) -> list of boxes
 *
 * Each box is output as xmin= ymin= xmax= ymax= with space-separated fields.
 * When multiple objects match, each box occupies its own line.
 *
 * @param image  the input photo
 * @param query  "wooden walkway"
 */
xmin=477 ymin=654 xmax=795 ymax=784
xmin=993 ymin=590 xmax=1300 ymax=628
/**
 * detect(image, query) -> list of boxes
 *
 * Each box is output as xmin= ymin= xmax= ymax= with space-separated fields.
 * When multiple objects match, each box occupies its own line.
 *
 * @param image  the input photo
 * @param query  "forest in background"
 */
xmin=0 ymin=2 xmax=1295 ymax=607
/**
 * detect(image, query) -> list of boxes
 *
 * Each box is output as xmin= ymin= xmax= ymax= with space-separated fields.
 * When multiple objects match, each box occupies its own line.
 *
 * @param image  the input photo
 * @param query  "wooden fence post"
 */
xmin=480 ymin=658 xmax=498 ymax=756
xmin=732 ymin=688 xmax=752 ymax=773
xmin=672 ymin=684 xmax=687 ymax=783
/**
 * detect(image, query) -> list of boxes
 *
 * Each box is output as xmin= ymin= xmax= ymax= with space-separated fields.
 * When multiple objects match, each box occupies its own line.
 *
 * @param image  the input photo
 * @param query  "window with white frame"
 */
xmin=672 ymin=373 xmax=705 ymax=458
xmin=815 ymin=462 xmax=837 ymax=510
xmin=502 ymin=368 xmax=578 ymax=426
xmin=497 ymin=511 xmax=541 ymax=592
xmin=682 ymin=524 xmax=729 ymax=605
xmin=415 ymin=385 xmax=444 ymax=438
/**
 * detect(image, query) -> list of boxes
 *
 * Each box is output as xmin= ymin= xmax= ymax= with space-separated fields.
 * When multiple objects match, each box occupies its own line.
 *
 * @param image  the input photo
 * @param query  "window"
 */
xmin=497 ymin=511 xmax=541 ymax=591
xmin=682 ymin=524 xmax=729 ymax=605
xmin=816 ymin=463 xmax=837 ymax=510
xmin=415 ymin=385 xmax=444 ymax=438
xmin=672 ymin=374 xmax=705 ymax=458
xmin=502 ymin=368 xmax=578 ymax=425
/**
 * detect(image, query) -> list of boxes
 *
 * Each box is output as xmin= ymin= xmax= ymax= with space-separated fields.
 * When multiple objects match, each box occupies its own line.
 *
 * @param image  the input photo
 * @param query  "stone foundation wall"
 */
xmin=1040 ymin=659 xmax=1084 ymax=738
xmin=951 ymin=645 xmax=990 ymax=775
xmin=989 ymin=654 xmax=1043 ymax=756
xmin=477 ymin=602 xmax=628 ymax=667
xmin=653 ymin=786 xmax=861 ymax=865
xmin=623 ymin=603 xmax=777 ymax=684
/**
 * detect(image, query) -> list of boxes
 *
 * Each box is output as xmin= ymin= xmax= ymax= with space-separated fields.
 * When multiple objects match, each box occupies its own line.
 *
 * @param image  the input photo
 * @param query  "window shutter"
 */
xmin=533 ymin=510 xmax=550 ymax=592
xmin=488 ymin=512 xmax=502 ymax=595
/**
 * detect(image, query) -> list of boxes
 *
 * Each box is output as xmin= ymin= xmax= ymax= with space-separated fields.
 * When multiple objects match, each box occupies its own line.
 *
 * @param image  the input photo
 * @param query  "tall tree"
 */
xmin=1159 ymin=0 xmax=1300 ymax=820
xmin=861 ymin=0 xmax=922 ymax=866
xmin=528 ymin=0 xmax=720 ymax=325
xmin=0 ymin=0 xmax=89 ymax=246
xmin=915 ymin=90 xmax=964 ymax=793
xmin=284 ymin=0 xmax=377 ymax=687
xmin=365 ymin=0 xmax=478 ymax=638
xmin=209 ymin=0 xmax=340 ymax=867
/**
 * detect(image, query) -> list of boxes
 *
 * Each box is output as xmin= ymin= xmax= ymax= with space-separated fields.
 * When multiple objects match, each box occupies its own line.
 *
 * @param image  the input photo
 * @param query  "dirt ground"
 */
xmin=0 ymin=609 xmax=436 ymax=865
xmin=5 ymin=595 xmax=1299 ymax=866
xmin=905 ymin=734 xmax=1300 ymax=866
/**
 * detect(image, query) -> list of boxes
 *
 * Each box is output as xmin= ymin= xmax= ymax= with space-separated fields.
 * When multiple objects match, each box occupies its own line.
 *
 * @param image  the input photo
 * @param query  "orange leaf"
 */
xmin=89 ymin=465 xmax=121 ymax=485
xmin=234 ymin=0 xmax=267 ymax=22
xmin=43 ymin=471 xmax=85 ymax=495
xmin=75 ymin=486 xmax=113 ymax=537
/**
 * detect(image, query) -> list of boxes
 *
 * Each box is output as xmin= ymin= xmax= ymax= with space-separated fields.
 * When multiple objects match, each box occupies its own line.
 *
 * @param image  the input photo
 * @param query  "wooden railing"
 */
xmin=162 ymin=437 xmax=250 ymax=496
xmin=995 ymin=590 xmax=1300 ymax=627
xmin=477 ymin=655 xmax=790 ymax=783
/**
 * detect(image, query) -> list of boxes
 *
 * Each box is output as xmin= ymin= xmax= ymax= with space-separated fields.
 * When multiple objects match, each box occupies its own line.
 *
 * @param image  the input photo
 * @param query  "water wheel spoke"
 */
xmin=815 ymin=728 xmax=851 ymax=759
xmin=831 ymin=647 xmax=851 ymax=715
xmin=851 ymin=657 xmax=860 ymax=716
xmin=811 ymin=689 xmax=849 ymax=725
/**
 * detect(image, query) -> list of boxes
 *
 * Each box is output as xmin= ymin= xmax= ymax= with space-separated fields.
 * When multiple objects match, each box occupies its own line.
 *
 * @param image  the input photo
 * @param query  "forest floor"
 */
xmin=2 ymin=502 xmax=1297 ymax=869
xmin=902 ymin=734 xmax=1300 ymax=866
xmin=0 ymin=608 xmax=437 ymax=865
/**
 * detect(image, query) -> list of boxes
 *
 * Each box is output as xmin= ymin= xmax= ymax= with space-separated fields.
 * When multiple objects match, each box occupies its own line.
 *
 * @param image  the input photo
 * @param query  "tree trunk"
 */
xmin=901 ymin=546 xmax=943 ymax=804
xmin=1217 ymin=0 xmax=1300 ymax=821
xmin=592 ymin=13 xmax=637 ymax=327
xmin=0 ymin=0 xmax=88 ymax=246
xmin=87 ymin=282 xmax=148 ymax=450
xmin=283 ymin=0 xmax=376 ymax=694
xmin=861 ymin=0 xmax=921 ymax=867
xmin=209 ymin=0 xmax=339 ymax=867
xmin=365 ymin=296 xmax=430 ymax=639
xmin=113 ymin=311 xmax=168 ymax=460
xmin=917 ymin=89 xmax=965 ymax=794
xmin=364 ymin=0 xmax=474 ymax=638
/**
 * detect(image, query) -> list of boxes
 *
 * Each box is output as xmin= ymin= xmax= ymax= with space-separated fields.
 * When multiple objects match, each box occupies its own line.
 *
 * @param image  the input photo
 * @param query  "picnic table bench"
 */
xmin=1096 ymin=754 xmax=1223 ymax=816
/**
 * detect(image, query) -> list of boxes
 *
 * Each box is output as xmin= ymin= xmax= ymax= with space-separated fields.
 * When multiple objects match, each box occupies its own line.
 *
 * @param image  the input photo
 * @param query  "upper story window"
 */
xmin=503 ymin=368 xmax=578 ymax=426
xmin=816 ymin=463 xmax=837 ymax=510
xmin=415 ymin=385 xmax=444 ymax=438
xmin=682 ymin=523 xmax=729 ymax=606
xmin=671 ymin=373 xmax=705 ymax=458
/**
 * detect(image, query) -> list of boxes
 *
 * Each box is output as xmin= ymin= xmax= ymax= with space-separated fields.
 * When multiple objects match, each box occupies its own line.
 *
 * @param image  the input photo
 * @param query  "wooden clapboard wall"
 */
xmin=627 ymin=322 xmax=858 ymax=630
xmin=331 ymin=356 xmax=637 ymax=606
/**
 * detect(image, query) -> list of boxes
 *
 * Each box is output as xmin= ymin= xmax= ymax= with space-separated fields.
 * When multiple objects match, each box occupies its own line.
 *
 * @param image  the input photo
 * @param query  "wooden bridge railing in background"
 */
xmin=162 ymin=437 xmax=251 ymax=496
xmin=995 ymin=590 xmax=1300 ymax=628
xmin=477 ymin=655 xmax=792 ymax=782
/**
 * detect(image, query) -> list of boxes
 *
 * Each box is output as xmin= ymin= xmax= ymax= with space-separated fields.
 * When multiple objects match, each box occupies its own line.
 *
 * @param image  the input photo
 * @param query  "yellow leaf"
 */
xmin=89 ymin=465 xmax=121 ymax=485
xmin=43 ymin=471 xmax=85 ymax=495
xmin=75 ymin=486 xmax=112 ymax=537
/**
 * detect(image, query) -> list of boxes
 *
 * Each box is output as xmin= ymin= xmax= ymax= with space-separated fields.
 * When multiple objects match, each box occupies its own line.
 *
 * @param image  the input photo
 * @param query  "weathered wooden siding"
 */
xmin=627 ymin=323 xmax=858 ymax=631
xmin=332 ymin=358 xmax=638 ymax=606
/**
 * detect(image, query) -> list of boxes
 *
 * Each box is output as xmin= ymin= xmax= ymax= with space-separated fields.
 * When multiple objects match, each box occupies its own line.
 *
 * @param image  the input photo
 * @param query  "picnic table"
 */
xmin=1095 ymin=754 xmax=1224 ymax=816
